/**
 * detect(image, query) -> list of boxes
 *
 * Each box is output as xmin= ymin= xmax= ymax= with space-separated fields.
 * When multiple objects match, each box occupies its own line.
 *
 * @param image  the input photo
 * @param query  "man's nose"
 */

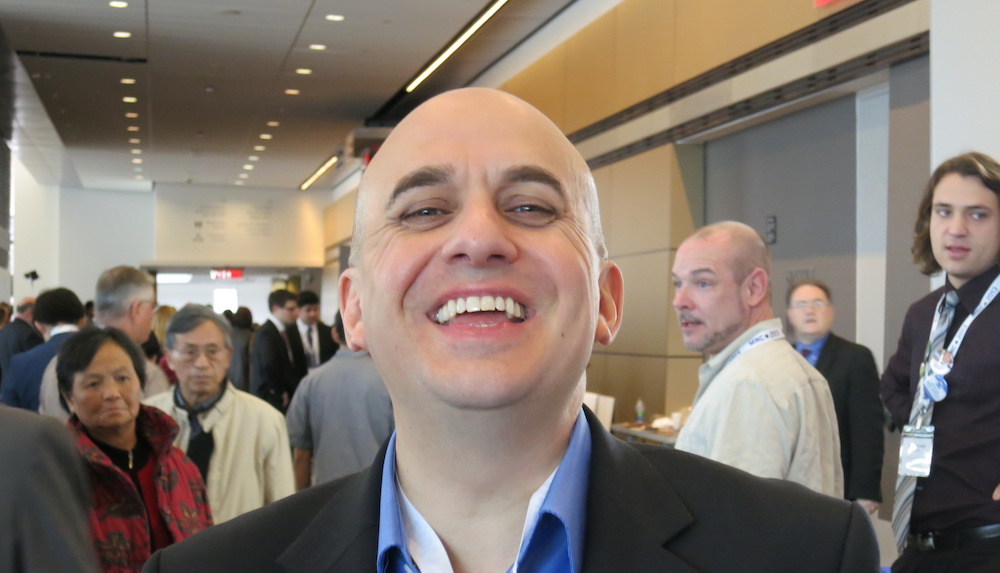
xmin=441 ymin=198 xmax=518 ymax=266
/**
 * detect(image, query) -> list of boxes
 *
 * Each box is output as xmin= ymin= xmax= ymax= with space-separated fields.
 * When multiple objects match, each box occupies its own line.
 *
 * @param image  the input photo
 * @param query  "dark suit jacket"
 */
xmin=144 ymin=409 xmax=879 ymax=573
xmin=0 ymin=317 xmax=43 ymax=388
xmin=250 ymin=320 xmax=303 ymax=412
xmin=227 ymin=327 xmax=253 ymax=392
xmin=285 ymin=323 xmax=308 ymax=382
xmin=813 ymin=333 xmax=885 ymax=502
xmin=0 ymin=405 xmax=100 ymax=573
xmin=314 ymin=322 xmax=338 ymax=366
xmin=1 ymin=331 xmax=73 ymax=411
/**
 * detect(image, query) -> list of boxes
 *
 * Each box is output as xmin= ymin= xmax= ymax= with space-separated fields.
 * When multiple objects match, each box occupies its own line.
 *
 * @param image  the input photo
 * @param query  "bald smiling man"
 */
xmin=144 ymin=89 xmax=877 ymax=573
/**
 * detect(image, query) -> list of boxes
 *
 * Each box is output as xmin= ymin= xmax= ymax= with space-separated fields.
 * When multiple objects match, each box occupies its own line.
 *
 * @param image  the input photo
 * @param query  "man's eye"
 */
xmin=698 ymin=281 xmax=711 ymax=288
xmin=508 ymin=203 xmax=556 ymax=225
xmin=971 ymin=211 xmax=989 ymax=220
xmin=935 ymin=208 xmax=951 ymax=217
xmin=403 ymin=207 xmax=446 ymax=219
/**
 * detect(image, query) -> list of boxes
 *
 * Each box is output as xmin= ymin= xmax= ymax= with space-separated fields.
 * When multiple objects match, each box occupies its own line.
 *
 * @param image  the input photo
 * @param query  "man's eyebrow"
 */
xmin=388 ymin=165 xmax=454 ymax=208
xmin=502 ymin=165 xmax=565 ymax=199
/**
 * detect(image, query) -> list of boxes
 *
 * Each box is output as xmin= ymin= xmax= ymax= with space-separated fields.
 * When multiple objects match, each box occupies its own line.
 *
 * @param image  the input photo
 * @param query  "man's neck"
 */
xmin=393 ymin=398 xmax=581 ymax=572
xmin=181 ymin=383 xmax=225 ymax=409
xmin=796 ymin=330 xmax=829 ymax=346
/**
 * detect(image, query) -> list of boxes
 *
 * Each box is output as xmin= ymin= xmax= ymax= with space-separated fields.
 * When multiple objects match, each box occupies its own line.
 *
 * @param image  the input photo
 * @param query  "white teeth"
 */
xmin=434 ymin=295 xmax=526 ymax=324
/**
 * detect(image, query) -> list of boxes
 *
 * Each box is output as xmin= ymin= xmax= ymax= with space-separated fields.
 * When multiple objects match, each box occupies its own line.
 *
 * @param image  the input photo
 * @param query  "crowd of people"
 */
xmin=1 ymin=88 xmax=998 ymax=572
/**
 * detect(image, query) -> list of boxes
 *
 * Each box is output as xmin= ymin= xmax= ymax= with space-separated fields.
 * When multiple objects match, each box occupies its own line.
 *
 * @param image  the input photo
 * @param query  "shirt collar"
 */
xmin=376 ymin=409 xmax=591 ymax=573
xmin=50 ymin=324 xmax=80 ymax=337
xmin=795 ymin=332 xmax=830 ymax=355
xmin=267 ymin=313 xmax=287 ymax=333
xmin=949 ymin=264 xmax=1000 ymax=312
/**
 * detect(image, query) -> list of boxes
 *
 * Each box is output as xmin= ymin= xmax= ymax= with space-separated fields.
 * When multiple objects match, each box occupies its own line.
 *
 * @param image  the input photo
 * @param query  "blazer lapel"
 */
xmin=276 ymin=446 xmax=386 ymax=573
xmin=582 ymin=410 xmax=701 ymax=572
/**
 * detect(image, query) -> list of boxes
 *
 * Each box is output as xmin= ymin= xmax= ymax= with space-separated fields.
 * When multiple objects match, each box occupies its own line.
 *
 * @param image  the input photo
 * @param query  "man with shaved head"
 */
xmin=672 ymin=221 xmax=843 ymax=496
xmin=146 ymin=90 xmax=876 ymax=572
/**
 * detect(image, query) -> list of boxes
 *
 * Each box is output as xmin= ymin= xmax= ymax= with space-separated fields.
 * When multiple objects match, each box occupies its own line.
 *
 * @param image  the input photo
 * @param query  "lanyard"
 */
xmin=915 ymin=273 xmax=1000 ymax=417
xmin=724 ymin=327 xmax=784 ymax=368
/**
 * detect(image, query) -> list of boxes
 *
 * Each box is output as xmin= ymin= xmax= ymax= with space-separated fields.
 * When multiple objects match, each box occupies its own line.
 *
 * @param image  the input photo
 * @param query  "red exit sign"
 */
xmin=210 ymin=268 xmax=244 ymax=280
xmin=815 ymin=0 xmax=846 ymax=6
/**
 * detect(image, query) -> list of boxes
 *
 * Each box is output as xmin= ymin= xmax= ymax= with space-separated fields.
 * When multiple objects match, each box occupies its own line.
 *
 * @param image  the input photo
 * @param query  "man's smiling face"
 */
xmin=339 ymin=89 xmax=622 ymax=415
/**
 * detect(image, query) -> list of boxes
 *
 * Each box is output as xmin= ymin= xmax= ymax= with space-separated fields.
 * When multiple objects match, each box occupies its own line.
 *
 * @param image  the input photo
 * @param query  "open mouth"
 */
xmin=434 ymin=295 xmax=526 ymax=325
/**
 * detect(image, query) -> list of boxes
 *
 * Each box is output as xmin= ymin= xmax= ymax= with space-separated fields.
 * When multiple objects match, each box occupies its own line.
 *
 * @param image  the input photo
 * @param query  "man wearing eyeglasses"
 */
xmin=145 ymin=304 xmax=294 ymax=523
xmin=787 ymin=278 xmax=884 ymax=513
xmin=672 ymin=221 xmax=843 ymax=496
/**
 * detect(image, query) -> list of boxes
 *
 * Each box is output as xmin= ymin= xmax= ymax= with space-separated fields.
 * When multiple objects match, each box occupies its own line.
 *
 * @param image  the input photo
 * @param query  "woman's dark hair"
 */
xmin=912 ymin=152 xmax=1000 ymax=275
xmin=56 ymin=327 xmax=148 ymax=412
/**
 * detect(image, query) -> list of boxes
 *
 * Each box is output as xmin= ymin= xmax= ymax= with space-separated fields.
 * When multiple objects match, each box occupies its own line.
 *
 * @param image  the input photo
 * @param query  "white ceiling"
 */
xmin=0 ymin=0 xmax=575 ymax=192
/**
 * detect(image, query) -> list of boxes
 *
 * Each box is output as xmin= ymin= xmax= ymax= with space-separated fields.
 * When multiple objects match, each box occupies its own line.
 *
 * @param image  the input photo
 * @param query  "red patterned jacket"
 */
xmin=69 ymin=405 xmax=213 ymax=572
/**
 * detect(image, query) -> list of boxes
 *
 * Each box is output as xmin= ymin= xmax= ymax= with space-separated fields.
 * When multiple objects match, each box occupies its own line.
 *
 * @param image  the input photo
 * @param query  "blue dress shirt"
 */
xmin=794 ymin=333 xmax=830 ymax=367
xmin=377 ymin=409 xmax=592 ymax=573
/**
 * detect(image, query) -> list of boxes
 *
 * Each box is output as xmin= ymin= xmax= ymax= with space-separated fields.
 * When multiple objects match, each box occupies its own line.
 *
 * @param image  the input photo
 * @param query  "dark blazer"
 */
xmin=0 ymin=317 xmax=43 ymax=387
xmin=144 ymin=409 xmax=879 ymax=573
xmin=813 ymin=333 xmax=885 ymax=502
xmin=250 ymin=320 xmax=304 ymax=412
xmin=0 ymin=405 xmax=101 ymax=573
xmin=227 ymin=327 xmax=253 ymax=392
xmin=1 ymin=331 xmax=73 ymax=411
xmin=285 ymin=323 xmax=308 ymax=382
xmin=314 ymin=321 xmax=338 ymax=366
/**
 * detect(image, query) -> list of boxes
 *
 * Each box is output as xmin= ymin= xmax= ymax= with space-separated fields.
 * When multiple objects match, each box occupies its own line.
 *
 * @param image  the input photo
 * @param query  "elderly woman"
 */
xmin=58 ymin=327 xmax=212 ymax=572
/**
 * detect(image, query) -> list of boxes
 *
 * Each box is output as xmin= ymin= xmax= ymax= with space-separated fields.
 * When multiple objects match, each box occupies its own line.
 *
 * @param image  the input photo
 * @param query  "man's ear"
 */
xmin=594 ymin=261 xmax=624 ymax=346
xmin=744 ymin=267 xmax=769 ymax=307
xmin=339 ymin=268 xmax=366 ymax=351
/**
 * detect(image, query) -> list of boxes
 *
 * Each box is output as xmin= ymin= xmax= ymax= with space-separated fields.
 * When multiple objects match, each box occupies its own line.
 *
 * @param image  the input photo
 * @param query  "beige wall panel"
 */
xmin=597 ymin=353 xmax=667 ymax=423
xmin=608 ymin=146 xmax=673 ymax=255
xmin=671 ymin=144 xmax=702 ymax=247
xmin=323 ymin=189 xmax=357 ymax=249
xmin=665 ymin=356 xmax=701 ymax=417
xmin=584 ymin=351 xmax=609 ymax=394
xmin=608 ymin=250 xmax=670 ymax=356
xmin=666 ymin=249 xmax=702 ymax=358
xmin=674 ymin=0 xmax=864 ymax=84
xmin=614 ymin=0 xmax=676 ymax=111
xmin=564 ymin=11 xmax=618 ymax=133
xmin=501 ymin=45 xmax=569 ymax=131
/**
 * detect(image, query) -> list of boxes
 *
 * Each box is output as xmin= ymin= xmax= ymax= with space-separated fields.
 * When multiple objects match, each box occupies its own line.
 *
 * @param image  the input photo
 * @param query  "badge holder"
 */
xmin=898 ymin=424 xmax=934 ymax=477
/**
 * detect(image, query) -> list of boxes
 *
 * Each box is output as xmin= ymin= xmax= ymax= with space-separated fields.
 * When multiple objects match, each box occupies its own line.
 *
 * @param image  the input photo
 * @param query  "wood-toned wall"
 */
xmin=500 ymin=0 xmax=863 ymax=422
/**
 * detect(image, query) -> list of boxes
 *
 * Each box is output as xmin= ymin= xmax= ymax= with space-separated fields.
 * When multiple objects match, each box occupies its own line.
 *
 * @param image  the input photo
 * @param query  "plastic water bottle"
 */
xmin=635 ymin=397 xmax=646 ymax=423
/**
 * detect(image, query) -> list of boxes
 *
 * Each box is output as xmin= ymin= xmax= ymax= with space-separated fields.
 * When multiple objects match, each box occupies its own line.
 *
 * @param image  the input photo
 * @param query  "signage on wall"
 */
xmin=210 ymin=268 xmax=244 ymax=280
xmin=814 ymin=0 xmax=845 ymax=6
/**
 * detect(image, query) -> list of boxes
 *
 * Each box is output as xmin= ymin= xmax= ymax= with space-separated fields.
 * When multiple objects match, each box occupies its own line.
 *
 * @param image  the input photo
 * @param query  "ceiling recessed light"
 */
xmin=132 ymin=158 xmax=143 ymax=164
xmin=113 ymin=31 xmax=132 ymax=39
xmin=284 ymin=89 xmax=300 ymax=95
xmin=135 ymin=175 xmax=144 ymax=180
xmin=120 ymin=78 xmax=136 ymax=85
xmin=324 ymin=14 xmax=345 ymax=22
xmin=109 ymin=1 xmax=129 ymax=7
xmin=129 ymin=138 xmax=141 ymax=144
xmin=238 ymin=173 xmax=249 ymax=179
xmin=259 ymin=134 xmax=272 ymax=140
xmin=253 ymin=145 xmax=265 ymax=151
xmin=235 ymin=180 xmax=245 ymax=186
xmin=242 ymin=164 xmax=254 ymax=170
xmin=309 ymin=44 xmax=327 ymax=51
xmin=295 ymin=68 xmax=312 ymax=75
xmin=266 ymin=121 xmax=280 ymax=127
xmin=125 ymin=112 xmax=138 ymax=118
xmin=248 ymin=155 xmax=259 ymax=161
xmin=122 ymin=96 xmax=137 ymax=103
xmin=131 ymin=149 xmax=142 ymax=155
xmin=127 ymin=126 xmax=140 ymax=132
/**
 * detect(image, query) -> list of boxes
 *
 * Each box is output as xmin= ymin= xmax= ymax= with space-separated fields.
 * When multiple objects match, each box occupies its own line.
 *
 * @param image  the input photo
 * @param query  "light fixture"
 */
xmin=295 ymin=68 xmax=312 ymax=75
xmin=248 ymin=156 xmax=259 ymax=162
xmin=113 ymin=31 xmax=132 ymax=39
xmin=127 ymin=126 xmax=140 ymax=132
xmin=266 ymin=121 xmax=280 ymax=127
xmin=235 ymin=180 xmax=245 ymax=186
xmin=131 ymin=149 xmax=142 ymax=154
xmin=406 ymin=0 xmax=508 ymax=93
xmin=309 ymin=44 xmax=327 ymax=51
xmin=129 ymin=138 xmax=141 ymax=144
xmin=242 ymin=164 xmax=254 ymax=170
xmin=284 ymin=89 xmax=300 ymax=95
xmin=135 ymin=175 xmax=144 ymax=180
xmin=125 ymin=112 xmax=138 ymax=118
xmin=132 ymin=158 xmax=143 ymax=164
xmin=253 ymin=145 xmax=266 ymax=151
xmin=109 ymin=1 xmax=129 ymax=7
xmin=156 ymin=273 xmax=193 ymax=284
xmin=122 ymin=96 xmax=137 ymax=103
xmin=299 ymin=154 xmax=338 ymax=191
xmin=120 ymin=78 xmax=136 ymax=85
xmin=238 ymin=173 xmax=248 ymax=179
xmin=324 ymin=14 xmax=345 ymax=22
xmin=259 ymin=133 xmax=272 ymax=140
